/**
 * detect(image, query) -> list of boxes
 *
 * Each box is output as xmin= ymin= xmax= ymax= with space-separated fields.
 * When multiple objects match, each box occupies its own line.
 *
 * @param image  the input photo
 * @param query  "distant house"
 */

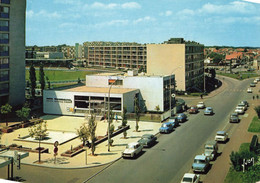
xmin=225 ymin=52 xmax=244 ymax=65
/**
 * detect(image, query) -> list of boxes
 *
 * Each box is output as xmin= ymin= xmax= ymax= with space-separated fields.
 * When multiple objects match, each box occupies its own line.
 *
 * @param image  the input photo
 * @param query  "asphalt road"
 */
xmin=85 ymin=77 xmax=254 ymax=183
xmin=0 ymin=77 xmax=255 ymax=183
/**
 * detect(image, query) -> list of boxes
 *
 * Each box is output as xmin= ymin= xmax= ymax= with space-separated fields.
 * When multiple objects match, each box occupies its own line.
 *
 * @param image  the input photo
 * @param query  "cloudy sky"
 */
xmin=26 ymin=0 xmax=260 ymax=47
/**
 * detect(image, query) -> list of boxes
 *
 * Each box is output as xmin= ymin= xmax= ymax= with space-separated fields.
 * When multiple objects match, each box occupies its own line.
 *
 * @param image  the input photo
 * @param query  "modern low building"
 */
xmin=43 ymin=71 xmax=175 ymax=117
xmin=0 ymin=0 xmax=26 ymax=106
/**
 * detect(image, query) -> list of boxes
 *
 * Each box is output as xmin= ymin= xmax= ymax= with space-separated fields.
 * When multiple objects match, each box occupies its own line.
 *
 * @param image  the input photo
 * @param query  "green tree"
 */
xmin=134 ymin=96 xmax=140 ymax=132
xmin=16 ymin=106 xmax=31 ymax=123
xmin=88 ymin=114 xmax=97 ymax=155
xmin=39 ymin=63 xmax=45 ymax=96
xmin=254 ymin=106 xmax=260 ymax=119
xmin=29 ymin=63 xmax=37 ymax=99
xmin=77 ymin=123 xmax=89 ymax=147
xmin=28 ymin=120 xmax=48 ymax=162
xmin=121 ymin=107 xmax=128 ymax=138
xmin=0 ymin=103 xmax=12 ymax=126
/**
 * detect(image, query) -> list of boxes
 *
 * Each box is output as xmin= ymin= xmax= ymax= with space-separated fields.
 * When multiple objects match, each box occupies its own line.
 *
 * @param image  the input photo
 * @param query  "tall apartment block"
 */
xmin=0 ymin=0 xmax=26 ymax=106
xmin=86 ymin=38 xmax=204 ymax=91
xmin=147 ymin=38 xmax=204 ymax=91
xmin=87 ymin=45 xmax=147 ymax=70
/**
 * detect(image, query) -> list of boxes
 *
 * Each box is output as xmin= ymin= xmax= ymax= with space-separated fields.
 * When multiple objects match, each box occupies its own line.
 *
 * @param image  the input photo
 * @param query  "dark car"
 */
xmin=188 ymin=106 xmax=199 ymax=114
xmin=229 ymin=113 xmax=239 ymax=123
xmin=138 ymin=134 xmax=157 ymax=148
xmin=168 ymin=117 xmax=179 ymax=127
xmin=177 ymin=113 xmax=187 ymax=122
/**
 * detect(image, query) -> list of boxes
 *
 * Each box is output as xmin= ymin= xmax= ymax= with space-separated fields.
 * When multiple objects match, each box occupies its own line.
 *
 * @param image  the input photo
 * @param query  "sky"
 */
xmin=26 ymin=0 xmax=260 ymax=47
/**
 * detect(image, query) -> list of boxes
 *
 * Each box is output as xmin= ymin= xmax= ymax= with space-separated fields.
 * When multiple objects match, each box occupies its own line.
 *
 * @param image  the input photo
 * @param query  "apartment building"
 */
xmin=86 ymin=38 xmax=204 ymax=91
xmin=147 ymin=38 xmax=204 ymax=91
xmin=87 ymin=45 xmax=147 ymax=70
xmin=0 ymin=0 xmax=26 ymax=106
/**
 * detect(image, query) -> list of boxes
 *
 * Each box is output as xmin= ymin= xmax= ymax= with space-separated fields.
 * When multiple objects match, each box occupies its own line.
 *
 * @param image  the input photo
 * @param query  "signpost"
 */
xmin=54 ymin=141 xmax=59 ymax=164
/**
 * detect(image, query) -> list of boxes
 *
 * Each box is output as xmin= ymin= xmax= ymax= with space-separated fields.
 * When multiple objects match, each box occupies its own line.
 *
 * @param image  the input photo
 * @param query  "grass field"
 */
xmin=25 ymin=69 xmax=99 ymax=81
xmin=218 ymin=72 xmax=259 ymax=80
xmin=248 ymin=116 xmax=260 ymax=133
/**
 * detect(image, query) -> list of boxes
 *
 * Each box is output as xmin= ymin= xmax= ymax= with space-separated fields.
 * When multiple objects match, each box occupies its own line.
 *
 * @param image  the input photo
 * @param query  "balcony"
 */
xmin=0 ymin=39 xmax=9 ymax=44
xmin=0 ymin=0 xmax=10 ymax=4
xmin=0 ymin=13 xmax=9 ymax=18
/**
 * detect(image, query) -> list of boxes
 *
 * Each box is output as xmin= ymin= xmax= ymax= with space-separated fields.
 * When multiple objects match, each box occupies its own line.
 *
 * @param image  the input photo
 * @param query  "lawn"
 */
xmin=218 ymin=72 xmax=259 ymax=80
xmin=248 ymin=116 xmax=260 ymax=133
xmin=25 ymin=69 xmax=99 ymax=81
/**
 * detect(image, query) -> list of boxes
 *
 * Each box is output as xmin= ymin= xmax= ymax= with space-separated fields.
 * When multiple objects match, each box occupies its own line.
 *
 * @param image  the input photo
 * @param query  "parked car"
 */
xmin=240 ymin=100 xmax=249 ymax=107
xmin=238 ymin=103 xmax=247 ymax=111
xmin=253 ymin=79 xmax=258 ymax=84
xmin=177 ymin=113 xmax=187 ymax=122
xmin=196 ymin=102 xmax=205 ymax=109
xmin=215 ymin=131 xmax=228 ymax=142
xmin=235 ymin=106 xmax=245 ymax=114
xmin=203 ymin=140 xmax=218 ymax=161
xmin=204 ymin=107 xmax=214 ymax=115
xmin=229 ymin=113 xmax=239 ymax=123
xmin=122 ymin=142 xmax=143 ymax=158
xmin=138 ymin=134 xmax=157 ymax=148
xmin=159 ymin=122 xmax=174 ymax=133
xmin=188 ymin=106 xmax=199 ymax=114
xmin=247 ymin=88 xmax=252 ymax=93
xmin=250 ymin=83 xmax=256 ymax=87
xmin=192 ymin=155 xmax=210 ymax=173
xmin=168 ymin=117 xmax=179 ymax=127
xmin=181 ymin=173 xmax=200 ymax=183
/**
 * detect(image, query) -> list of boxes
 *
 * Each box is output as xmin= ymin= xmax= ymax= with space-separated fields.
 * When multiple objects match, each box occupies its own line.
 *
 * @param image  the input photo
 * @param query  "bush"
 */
xmin=230 ymin=150 xmax=258 ymax=171
xmin=240 ymin=164 xmax=260 ymax=183
xmin=250 ymin=135 xmax=258 ymax=153
xmin=254 ymin=106 xmax=260 ymax=119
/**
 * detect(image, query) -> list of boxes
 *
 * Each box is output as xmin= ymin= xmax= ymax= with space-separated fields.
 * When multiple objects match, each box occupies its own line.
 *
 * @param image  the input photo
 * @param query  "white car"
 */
xmin=235 ymin=106 xmax=244 ymax=114
xmin=196 ymin=102 xmax=205 ymax=109
xmin=122 ymin=142 xmax=143 ymax=158
xmin=253 ymin=79 xmax=258 ymax=84
xmin=215 ymin=131 xmax=228 ymax=142
xmin=238 ymin=103 xmax=247 ymax=111
xmin=247 ymin=88 xmax=252 ymax=93
xmin=181 ymin=173 xmax=200 ymax=183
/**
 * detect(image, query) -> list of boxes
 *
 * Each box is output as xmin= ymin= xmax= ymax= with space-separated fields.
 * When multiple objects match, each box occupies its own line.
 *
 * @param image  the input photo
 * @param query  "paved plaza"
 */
xmin=0 ymin=115 xmax=161 ymax=168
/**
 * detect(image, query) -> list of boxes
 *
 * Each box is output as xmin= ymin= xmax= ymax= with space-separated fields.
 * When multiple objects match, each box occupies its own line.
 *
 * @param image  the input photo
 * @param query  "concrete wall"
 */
xmin=146 ymin=44 xmax=186 ymax=91
xmin=9 ymin=0 xmax=26 ymax=106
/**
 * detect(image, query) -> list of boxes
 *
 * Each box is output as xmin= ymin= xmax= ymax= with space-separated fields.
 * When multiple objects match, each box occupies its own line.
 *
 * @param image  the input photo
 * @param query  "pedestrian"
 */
xmin=257 ymin=95 xmax=259 ymax=99
xmin=115 ymin=114 xmax=118 ymax=122
xmin=253 ymin=96 xmax=255 ymax=100
xmin=200 ymin=94 xmax=203 ymax=99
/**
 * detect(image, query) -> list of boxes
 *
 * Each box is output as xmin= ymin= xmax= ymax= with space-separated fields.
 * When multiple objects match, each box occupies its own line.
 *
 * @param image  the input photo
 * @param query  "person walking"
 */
xmin=253 ymin=95 xmax=255 ymax=100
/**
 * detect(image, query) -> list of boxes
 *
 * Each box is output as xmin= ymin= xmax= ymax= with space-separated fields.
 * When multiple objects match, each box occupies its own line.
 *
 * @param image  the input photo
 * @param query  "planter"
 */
xmin=31 ymin=147 xmax=49 ymax=153
xmin=61 ymin=144 xmax=84 ymax=157
xmin=1 ymin=127 xmax=13 ymax=133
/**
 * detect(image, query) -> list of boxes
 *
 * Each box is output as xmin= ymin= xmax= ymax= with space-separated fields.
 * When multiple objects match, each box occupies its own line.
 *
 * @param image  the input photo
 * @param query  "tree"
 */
xmin=108 ymin=110 xmax=115 ymax=146
xmin=77 ymin=123 xmax=89 ymax=147
xmin=88 ymin=114 xmax=97 ymax=155
xmin=46 ymin=76 xmax=51 ymax=89
xmin=29 ymin=63 xmax=37 ymax=99
xmin=134 ymin=96 xmax=140 ymax=132
xmin=16 ymin=106 xmax=31 ymax=123
xmin=209 ymin=69 xmax=216 ymax=80
xmin=39 ymin=63 xmax=45 ymax=96
xmin=28 ymin=120 xmax=48 ymax=162
xmin=254 ymin=106 xmax=260 ymax=119
xmin=121 ymin=107 xmax=128 ymax=138
xmin=0 ymin=103 xmax=12 ymax=126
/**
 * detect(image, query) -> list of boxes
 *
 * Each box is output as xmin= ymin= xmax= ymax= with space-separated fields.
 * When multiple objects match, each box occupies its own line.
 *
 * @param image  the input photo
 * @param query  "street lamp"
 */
xmin=169 ymin=66 xmax=182 ymax=116
xmin=107 ymin=79 xmax=117 ymax=152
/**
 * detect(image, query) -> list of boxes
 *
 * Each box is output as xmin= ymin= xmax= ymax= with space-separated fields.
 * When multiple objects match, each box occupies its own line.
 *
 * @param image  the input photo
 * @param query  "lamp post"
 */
xmin=169 ymin=66 xmax=182 ymax=116
xmin=107 ymin=79 xmax=117 ymax=152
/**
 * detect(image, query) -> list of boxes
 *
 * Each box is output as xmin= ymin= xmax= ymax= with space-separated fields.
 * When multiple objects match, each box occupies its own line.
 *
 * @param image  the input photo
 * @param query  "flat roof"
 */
xmin=64 ymin=86 xmax=138 ymax=94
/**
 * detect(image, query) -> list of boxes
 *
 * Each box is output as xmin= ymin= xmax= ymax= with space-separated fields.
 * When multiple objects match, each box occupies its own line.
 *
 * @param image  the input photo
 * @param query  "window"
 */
xmin=108 ymin=79 xmax=123 ymax=86
xmin=0 ymin=20 xmax=8 ymax=31
xmin=0 ymin=58 xmax=9 ymax=69
xmin=0 ymin=0 xmax=10 ymax=4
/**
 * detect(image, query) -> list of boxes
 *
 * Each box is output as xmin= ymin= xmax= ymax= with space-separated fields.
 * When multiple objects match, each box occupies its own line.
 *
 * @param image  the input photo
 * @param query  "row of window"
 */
xmin=0 ymin=0 xmax=10 ymax=4
xmin=0 ymin=57 xmax=8 ymax=69
xmin=0 ymin=70 xmax=8 ymax=81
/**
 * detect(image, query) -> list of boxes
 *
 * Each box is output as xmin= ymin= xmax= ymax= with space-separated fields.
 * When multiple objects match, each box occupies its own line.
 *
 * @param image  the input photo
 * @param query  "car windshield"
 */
xmin=231 ymin=113 xmax=238 ymax=117
xmin=126 ymin=144 xmax=135 ymax=149
xmin=162 ymin=124 xmax=169 ymax=128
xmin=217 ymin=133 xmax=225 ymax=136
xmin=205 ymin=145 xmax=213 ymax=150
xmin=182 ymin=177 xmax=192 ymax=182
xmin=194 ymin=159 xmax=205 ymax=164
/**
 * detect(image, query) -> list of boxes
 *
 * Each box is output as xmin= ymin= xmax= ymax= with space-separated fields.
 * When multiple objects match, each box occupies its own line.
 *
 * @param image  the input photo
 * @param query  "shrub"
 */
xmin=240 ymin=164 xmax=260 ymax=183
xmin=230 ymin=150 xmax=258 ymax=171
xmin=249 ymin=135 xmax=258 ymax=153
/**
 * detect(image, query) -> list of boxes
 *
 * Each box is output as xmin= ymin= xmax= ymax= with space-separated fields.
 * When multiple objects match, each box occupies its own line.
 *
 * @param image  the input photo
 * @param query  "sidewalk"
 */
xmin=0 ymin=116 xmax=161 ymax=169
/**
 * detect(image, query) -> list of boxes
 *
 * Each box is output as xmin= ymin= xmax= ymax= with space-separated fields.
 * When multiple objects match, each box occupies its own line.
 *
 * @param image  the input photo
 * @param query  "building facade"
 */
xmin=147 ymin=39 xmax=204 ymax=91
xmin=43 ymin=72 xmax=175 ymax=117
xmin=0 ymin=0 xmax=26 ymax=106
xmin=85 ymin=38 xmax=204 ymax=91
